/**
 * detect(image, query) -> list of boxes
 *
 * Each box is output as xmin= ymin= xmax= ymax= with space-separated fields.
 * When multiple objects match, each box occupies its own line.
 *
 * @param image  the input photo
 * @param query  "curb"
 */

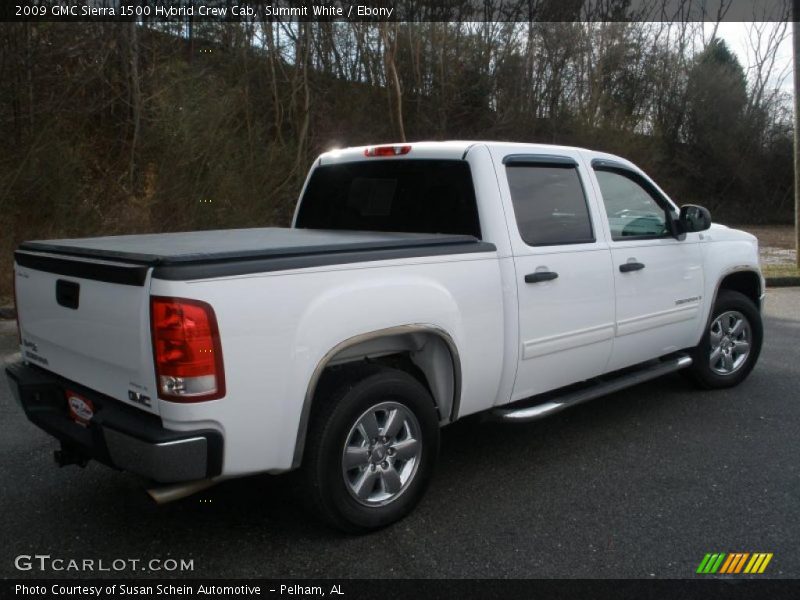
xmin=766 ymin=277 xmax=800 ymax=288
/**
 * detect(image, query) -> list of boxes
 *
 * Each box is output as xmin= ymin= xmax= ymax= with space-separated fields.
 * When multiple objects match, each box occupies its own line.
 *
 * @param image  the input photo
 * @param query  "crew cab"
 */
xmin=6 ymin=141 xmax=764 ymax=532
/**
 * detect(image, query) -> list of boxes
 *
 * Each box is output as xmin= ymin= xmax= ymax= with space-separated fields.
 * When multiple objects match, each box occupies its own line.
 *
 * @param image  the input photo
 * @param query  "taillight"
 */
xmin=364 ymin=145 xmax=411 ymax=157
xmin=150 ymin=296 xmax=225 ymax=402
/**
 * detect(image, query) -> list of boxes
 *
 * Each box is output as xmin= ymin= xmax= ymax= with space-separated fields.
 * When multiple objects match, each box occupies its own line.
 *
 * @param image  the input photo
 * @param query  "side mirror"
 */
xmin=679 ymin=204 xmax=711 ymax=233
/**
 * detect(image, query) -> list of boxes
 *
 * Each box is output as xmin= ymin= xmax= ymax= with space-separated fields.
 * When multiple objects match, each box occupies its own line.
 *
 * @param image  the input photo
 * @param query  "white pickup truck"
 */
xmin=6 ymin=141 xmax=764 ymax=532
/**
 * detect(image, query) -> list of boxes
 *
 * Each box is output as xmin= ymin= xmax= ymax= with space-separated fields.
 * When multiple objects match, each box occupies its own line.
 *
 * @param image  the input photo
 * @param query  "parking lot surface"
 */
xmin=1 ymin=289 xmax=798 ymax=579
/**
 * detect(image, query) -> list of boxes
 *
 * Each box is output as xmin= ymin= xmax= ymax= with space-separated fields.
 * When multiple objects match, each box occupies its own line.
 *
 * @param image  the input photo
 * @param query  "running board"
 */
xmin=490 ymin=354 xmax=693 ymax=423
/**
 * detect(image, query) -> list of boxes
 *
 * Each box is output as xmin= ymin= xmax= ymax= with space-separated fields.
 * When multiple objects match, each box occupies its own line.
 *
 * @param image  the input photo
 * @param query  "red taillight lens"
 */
xmin=364 ymin=145 xmax=411 ymax=157
xmin=150 ymin=296 xmax=225 ymax=402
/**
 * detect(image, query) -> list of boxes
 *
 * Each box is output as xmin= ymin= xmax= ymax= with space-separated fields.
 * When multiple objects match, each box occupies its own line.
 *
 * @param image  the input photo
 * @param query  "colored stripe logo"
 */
xmin=697 ymin=553 xmax=773 ymax=574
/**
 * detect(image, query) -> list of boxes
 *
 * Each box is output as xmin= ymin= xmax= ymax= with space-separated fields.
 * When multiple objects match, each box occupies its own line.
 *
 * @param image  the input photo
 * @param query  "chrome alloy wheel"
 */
xmin=709 ymin=310 xmax=751 ymax=376
xmin=341 ymin=401 xmax=422 ymax=507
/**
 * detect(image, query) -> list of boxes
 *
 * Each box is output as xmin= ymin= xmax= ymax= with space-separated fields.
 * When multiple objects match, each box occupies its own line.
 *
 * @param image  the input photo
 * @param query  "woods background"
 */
xmin=0 ymin=16 xmax=794 ymax=297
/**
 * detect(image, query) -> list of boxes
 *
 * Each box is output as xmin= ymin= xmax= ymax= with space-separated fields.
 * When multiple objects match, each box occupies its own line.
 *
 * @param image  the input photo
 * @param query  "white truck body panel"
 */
xmin=604 ymin=237 xmax=705 ymax=371
xmin=15 ymin=259 xmax=158 ymax=415
xmin=150 ymin=252 xmax=505 ymax=475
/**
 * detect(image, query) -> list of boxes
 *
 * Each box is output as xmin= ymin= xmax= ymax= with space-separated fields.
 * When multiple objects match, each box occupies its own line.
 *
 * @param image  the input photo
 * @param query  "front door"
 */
xmin=589 ymin=162 xmax=704 ymax=372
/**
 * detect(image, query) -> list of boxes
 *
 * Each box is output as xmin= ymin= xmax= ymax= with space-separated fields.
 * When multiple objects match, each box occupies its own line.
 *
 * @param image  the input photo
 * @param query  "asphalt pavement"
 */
xmin=1 ymin=289 xmax=798 ymax=579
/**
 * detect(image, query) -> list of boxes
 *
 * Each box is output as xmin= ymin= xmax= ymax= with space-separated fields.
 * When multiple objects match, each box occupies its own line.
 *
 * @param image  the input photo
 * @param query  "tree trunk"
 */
xmin=794 ymin=6 xmax=800 ymax=267
xmin=294 ymin=23 xmax=311 ymax=177
xmin=25 ymin=23 xmax=34 ymax=131
xmin=265 ymin=21 xmax=284 ymax=145
xmin=381 ymin=23 xmax=406 ymax=142
xmin=128 ymin=19 xmax=141 ymax=190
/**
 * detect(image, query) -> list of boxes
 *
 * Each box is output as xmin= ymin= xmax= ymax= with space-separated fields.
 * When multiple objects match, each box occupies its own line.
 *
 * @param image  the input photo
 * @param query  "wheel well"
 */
xmin=718 ymin=271 xmax=762 ymax=310
xmin=292 ymin=326 xmax=460 ymax=469
xmin=320 ymin=330 xmax=458 ymax=423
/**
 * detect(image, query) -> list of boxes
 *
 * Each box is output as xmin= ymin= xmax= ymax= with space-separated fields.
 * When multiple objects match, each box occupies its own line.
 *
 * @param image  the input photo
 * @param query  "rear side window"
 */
xmin=505 ymin=165 xmax=594 ymax=246
xmin=296 ymin=160 xmax=481 ymax=239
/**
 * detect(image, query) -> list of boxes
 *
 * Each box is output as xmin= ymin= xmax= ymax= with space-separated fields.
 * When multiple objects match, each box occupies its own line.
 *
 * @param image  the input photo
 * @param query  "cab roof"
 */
xmin=317 ymin=141 xmax=598 ymax=165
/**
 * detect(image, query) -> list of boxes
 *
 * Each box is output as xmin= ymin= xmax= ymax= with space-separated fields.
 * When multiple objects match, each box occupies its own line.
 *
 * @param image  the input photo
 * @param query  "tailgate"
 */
xmin=14 ymin=251 xmax=158 ymax=415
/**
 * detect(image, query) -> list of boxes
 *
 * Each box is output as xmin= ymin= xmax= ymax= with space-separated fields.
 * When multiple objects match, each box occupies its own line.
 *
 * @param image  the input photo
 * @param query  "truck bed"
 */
xmin=17 ymin=228 xmax=495 ymax=283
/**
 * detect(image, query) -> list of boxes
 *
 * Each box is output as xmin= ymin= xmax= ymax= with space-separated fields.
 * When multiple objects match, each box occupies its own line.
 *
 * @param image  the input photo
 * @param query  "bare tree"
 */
xmin=127 ymin=20 xmax=142 ymax=189
xmin=794 ymin=8 xmax=800 ymax=267
xmin=381 ymin=22 xmax=406 ymax=142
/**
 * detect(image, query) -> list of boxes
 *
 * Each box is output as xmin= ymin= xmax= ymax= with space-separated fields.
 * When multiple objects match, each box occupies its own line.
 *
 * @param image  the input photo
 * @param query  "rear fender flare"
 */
xmin=291 ymin=324 xmax=461 ymax=469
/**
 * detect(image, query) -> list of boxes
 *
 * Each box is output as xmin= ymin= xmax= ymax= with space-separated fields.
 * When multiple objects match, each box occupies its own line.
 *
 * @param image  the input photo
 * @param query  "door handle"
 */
xmin=619 ymin=262 xmax=645 ymax=273
xmin=525 ymin=271 xmax=559 ymax=283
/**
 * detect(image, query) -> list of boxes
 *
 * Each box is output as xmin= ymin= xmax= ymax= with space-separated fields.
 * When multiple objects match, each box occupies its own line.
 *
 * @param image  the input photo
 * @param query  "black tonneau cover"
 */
xmin=16 ymin=228 xmax=496 ymax=285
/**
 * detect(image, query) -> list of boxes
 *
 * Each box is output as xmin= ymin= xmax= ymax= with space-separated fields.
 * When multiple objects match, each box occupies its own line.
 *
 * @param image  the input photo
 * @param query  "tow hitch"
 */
xmin=54 ymin=444 xmax=89 ymax=468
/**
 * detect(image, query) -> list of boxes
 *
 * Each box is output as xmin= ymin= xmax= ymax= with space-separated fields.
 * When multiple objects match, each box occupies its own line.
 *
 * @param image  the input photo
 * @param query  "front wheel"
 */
xmin=300 ymin=364 xmax=440 ymax=533
xmin=686 ymin=290 xmax=763 ymax=389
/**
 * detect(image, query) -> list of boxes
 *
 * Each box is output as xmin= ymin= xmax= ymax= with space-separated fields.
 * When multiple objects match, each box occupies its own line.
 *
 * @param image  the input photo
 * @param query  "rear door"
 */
xmin=587 ymin=159 xmax=704 ymax=372
xmin=14 ymin=252 xmax=158 ymax=414
xmin=490 ymin=148 xmax=616 ymax=401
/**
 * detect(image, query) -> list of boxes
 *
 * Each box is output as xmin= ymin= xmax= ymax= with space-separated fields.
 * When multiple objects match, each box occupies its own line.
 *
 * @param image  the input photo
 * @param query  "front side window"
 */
xmin=505 ymin=164 xmax=594 ymax=246
xmin=594 ymin=169 xmax=670 ymax=240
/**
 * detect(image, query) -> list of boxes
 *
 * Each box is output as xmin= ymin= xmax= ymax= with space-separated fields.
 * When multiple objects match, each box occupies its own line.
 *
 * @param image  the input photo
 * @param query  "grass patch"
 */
xmin=763 ymin=264 xmax=800 ymax=278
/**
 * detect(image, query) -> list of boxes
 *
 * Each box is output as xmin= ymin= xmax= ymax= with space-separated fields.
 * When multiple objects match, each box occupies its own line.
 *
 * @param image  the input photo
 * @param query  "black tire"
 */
xmin=686 ymin=290 xmax=763 ymax=389
xmin=300 ymin=363 xmax=440 ymax=533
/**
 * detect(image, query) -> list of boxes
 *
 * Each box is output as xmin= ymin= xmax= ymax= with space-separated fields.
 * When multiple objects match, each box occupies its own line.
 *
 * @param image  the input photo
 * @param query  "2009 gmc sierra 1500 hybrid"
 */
xmin=6 ymin=141 xmax=764 ymax=532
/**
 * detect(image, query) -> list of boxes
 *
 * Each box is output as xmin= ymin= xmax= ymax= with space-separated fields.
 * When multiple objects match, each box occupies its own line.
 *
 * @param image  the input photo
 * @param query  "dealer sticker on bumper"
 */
xmin=66 ymin=390 xmax=94 ymax=426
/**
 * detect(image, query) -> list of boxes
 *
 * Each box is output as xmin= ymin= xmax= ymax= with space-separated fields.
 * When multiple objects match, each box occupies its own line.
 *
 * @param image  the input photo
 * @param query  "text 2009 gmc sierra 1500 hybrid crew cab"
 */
xmin=6 ymin=142 xmax=764 ymax=532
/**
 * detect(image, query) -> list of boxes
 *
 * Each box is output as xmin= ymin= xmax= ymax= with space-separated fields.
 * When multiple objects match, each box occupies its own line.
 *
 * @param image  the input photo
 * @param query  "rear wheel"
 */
xmin=300 ymin=364 xmax=440 ymax=533
xmin=687 ymin=290 xmax=763 ymax=389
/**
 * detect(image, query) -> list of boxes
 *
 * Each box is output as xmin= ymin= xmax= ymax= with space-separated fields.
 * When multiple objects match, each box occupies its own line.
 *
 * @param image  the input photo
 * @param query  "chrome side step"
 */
xmin=490 ymin=353 xmax=693 ymax=423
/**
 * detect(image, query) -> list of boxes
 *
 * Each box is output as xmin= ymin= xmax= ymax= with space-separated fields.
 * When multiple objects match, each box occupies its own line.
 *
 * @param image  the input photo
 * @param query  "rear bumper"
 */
xmin=5 ymin=361 xmax=223 ymax=483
